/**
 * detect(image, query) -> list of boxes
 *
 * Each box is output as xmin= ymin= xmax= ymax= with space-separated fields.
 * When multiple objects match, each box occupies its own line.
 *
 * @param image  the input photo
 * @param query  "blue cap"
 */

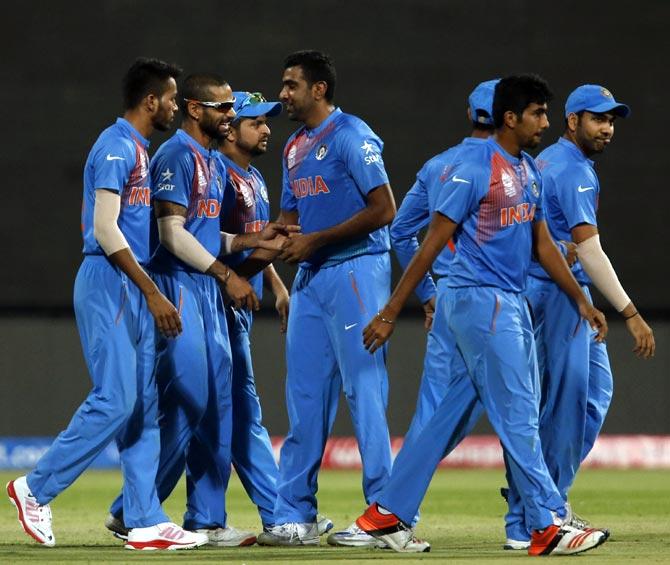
xmin=232 ymin=91 xmax=282 ymax=121
xmin=468 ymin=79 xmax=500 ymax=125
xmin=565 ymin=85 xmax=630 ymax=118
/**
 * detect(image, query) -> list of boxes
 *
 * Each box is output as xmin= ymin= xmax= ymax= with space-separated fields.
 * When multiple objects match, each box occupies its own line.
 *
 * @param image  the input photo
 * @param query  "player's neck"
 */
xmin=562 ymin=131 xmax=588 ymax=157
xmin=183 ymin=120 xmax=213 ymax=150
xmin=493 ymin=131 xmax=522 ymax=157
xmin=222 ymin=146 xmax=251 ymax=171
xmin=123 ymin=109 xmax=153 ymax=139
xmin=303 ymin=104 xmax=336 ymax=130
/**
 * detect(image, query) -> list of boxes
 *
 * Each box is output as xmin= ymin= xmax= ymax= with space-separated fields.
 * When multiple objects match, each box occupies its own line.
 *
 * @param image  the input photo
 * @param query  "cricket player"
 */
xmin=257 ymin=50 xmax=397 ymax=547
xmin=503 ymin=84 xmax=655 ymax=547
xmin=355 ymin=75 xmax=610 ymax=556
xmin=6 ymin=58 xmax=210 ymax=550
xmin=105 ymin=74 xmax=290 ymax=546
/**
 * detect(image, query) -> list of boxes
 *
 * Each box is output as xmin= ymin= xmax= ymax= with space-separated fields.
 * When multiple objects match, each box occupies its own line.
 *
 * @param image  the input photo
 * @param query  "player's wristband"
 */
xmin=376 ymin=312 xmax=395 ymax=324
xmin=623 ymin=310 xmax=639 ymax=320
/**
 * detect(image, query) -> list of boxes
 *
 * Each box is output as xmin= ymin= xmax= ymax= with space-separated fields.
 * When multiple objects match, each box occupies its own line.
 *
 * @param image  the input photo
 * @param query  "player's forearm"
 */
xmin=157 ymin=215 xmax=217 ymax=273
xmin=263 ymin=264 xmax=288 ymax=296
xmin=235 ymin=248 xmax=277 ymax=278
xmin=107 ymin=247 xmax=161 ymax=298
xmin=537 ymin=237 xmax=589 ymax=307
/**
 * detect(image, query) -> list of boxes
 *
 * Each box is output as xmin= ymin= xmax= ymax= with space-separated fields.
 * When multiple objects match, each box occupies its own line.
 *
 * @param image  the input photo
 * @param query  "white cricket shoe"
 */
xmin=529 ymin=523 xmax=609 ymax=556
xmin=317 ymin=513 xmax=334 ymax=536
xmin=6 ymin=476 xmax=55 ymax=547
xmin=503 ymin=537 xmax=531 ymax=550
xmin=125 ymin=522 xmax=208 ymax=550
xmin=257 ymin=522 xmax=319 ymax=546
xmin=196 ymin=525 xmax=257 ymax=547
xmin=327 ymin=522 xmax=388 ymax=548
xmin=104 ymin=513 xmax=128 ymax=540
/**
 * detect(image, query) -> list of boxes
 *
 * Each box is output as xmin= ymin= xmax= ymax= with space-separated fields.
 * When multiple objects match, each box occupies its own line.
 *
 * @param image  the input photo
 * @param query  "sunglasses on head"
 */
xmin=184 ymin=98 xmax=236 ymax=111
xmin=237 ymin=92 xmax=267 ymax=111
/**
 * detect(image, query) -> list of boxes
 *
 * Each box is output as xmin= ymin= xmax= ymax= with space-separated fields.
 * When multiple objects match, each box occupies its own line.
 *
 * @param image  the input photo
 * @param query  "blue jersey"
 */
xmin=219 ymin=153 xmax=271 ymax=300
xmin=528 ymin=138 xmax=599 ymax=284
xmin=280 ymin=108 xmax=390 ymax=268
xmin=438 ymin=138 xmax=544 ymax=293
xmin=81 ymin=118 xmax=152 ymax=263
xmin=149 ymin=129 xmax=226 ymax=274
xmin=391 ymin=138 xmax=488 ymax=303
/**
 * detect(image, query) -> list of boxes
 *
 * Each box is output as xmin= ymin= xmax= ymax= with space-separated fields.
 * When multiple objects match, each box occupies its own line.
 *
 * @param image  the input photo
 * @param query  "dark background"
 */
xmin=1 ymin=0 xmax=668 ymax=436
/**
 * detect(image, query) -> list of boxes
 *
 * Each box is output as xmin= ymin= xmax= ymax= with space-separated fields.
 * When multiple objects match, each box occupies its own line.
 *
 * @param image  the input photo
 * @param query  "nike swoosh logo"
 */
xmin=344 ymin=323 xmax=358 ymax=330
xmin=106 ymin=154 xmax=125 ymax=161
xmin=577 ymin=185 xmax=595 ymax=192
xmin=452 ymin=175 xmax=471 ymax=184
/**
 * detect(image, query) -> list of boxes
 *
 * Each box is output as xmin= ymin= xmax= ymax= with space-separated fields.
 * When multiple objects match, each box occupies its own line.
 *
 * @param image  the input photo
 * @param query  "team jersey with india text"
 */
xmin=149 ymin=129 xmax=226 ymax=274
xmin=280 ymin=108 xmax=390 ymax=268
xmin=437 ymin=138 xmax=544 ymax=293
xmin=218 ymin=153 xmax=270 ymax=300
xmin=81 ymin=118 xmax=152 ymax=263
xmin=391 ymin=138 xmax=487 ymax=302
xmin=528 ymin=137 xmax=598 ymax=284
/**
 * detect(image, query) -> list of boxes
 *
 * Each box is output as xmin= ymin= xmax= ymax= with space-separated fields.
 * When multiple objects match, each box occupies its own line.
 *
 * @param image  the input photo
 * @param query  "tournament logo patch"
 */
xmin=601 ymin=87 xmax=612 ymax=98
xmin=531 ymin=180 xmax=540 ymax=197
xmin=287 ymin=145 xmax=297 ymax=169
xmin=315 ymin=144 xmax=328 ymax=161
xmin=501 ymin=171 xmax=516 ymax=197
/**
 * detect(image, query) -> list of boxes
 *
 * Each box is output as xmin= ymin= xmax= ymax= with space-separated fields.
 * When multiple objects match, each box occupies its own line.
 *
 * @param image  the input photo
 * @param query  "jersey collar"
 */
xmin=116 ymin=118 xmax=150 ymax=148
xmin=305 ymin=107 xmax=342 ymax=138
xmin=557 ymin=137 xmax=595 ymax=167
xmin=219 ymin=152 xmax=252 ymax=178
xmin=488 ymin=137 xmax=522 ymax=165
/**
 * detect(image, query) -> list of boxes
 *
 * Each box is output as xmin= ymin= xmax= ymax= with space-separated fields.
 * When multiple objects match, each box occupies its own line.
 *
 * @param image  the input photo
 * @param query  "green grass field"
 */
xmin=0 ymin=469 xmax=668 ymax=564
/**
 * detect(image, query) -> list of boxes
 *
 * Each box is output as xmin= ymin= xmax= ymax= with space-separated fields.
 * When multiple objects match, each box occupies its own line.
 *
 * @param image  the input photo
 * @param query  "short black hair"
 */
xmin=284 ymin=50 xmax=337 ymax=102
xmin=122 ymin=57 xmax=182 ymax=110
xmin=179 ymin=73 xmax=228 ymax=114
xmin=492 ymin=74 xmax=553 ymax=128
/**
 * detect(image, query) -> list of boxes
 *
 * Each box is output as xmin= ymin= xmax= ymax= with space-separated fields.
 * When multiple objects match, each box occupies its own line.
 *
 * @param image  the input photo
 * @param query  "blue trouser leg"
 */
xmin=582 ymin=329 xmax=613 ymax=460
xmin=273 ymin=267 xmax=342 ymax=524
xmin=323 ymin=254 xmax=393 ymax=506
xmin=109 ymin=271 xmax=211 ymax=521
xmin=449 ymin=287 xmax=564 ymax=531
xmin=182 ymin=283 xmax=233 ymax=530
xmin=29 ymin=258 xmax=164 ymax=527
xmin=227 ymin=307 xmax=278 ymax=527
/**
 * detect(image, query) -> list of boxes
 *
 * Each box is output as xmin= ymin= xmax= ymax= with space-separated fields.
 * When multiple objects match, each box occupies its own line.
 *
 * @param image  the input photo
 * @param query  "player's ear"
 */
xmin=145 ymin=93 xmax=158 ymax=113
xmin=503 ymin=110 xmax=518 ymax=129
xmin=312 ymin=81 xmax=328 ymax=101
xmin=566 ymin=112 xmax=579 ymax=133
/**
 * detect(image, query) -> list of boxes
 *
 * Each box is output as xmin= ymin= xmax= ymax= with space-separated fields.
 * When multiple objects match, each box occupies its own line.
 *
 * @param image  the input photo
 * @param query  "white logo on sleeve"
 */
xmin=361 ymin=140 xmax=382 ymax=166
xmin=577 ymin=185 xmax=595 ymax=192
xmin=344 ymin=323 xmax=359 ymax=330
xmin=156 ymin=168 xmax=176 ymax=192
xmin=161 ymin=169 xmax=175 ymax=182
xmin=361 ymin=140 xmax=375 ymax=154
xmin=106 ymin=154 xmax=124 ymax=161
xmin=452 ymin=175 xmax=471 ymax=184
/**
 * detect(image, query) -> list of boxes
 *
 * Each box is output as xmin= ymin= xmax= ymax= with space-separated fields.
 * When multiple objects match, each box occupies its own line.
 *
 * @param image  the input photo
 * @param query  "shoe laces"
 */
xmin=274 ymin=522 xmax=305 ymax=540
xmin=26 ymin=496 xmax=52 ymax=527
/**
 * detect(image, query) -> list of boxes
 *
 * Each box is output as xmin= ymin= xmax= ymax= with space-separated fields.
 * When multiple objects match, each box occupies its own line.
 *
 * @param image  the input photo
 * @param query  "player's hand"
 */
xmin=422 ymin=296 xmax=436 ymax=331
xmin=275 ymin=288 xmax=290 ymax=333
xmin=278 ymin=232 xmax=320 ymax=264
xmin=146 ymin=291 xmax=182 ymax=338
xmin=578 ymin=302 xmax=608 ymax=342
xmin=256 ymin=222 xmax=302 ymax=252
xmin=561 ymin=240 xmax=578 ymax=267
xmin=625 ymin=314 xmax=655 ymax=358
xmin=222 ymin=271 xmax=260 ymax=311
xmin=363 ymin=309 xmax=396 ymax=353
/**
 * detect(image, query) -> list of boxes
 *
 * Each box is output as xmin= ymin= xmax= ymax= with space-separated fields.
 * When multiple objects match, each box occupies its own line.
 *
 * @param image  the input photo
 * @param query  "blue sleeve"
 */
xmin=151 ymin=148 xmax=194 ymax=208
xmin=91 ymin=138 xmax=135 ymax=193
xmin=340 ymin=126 xmax=389 ymax=194
xmin=435 ymin=160 xmax=488 ymax=223
xmin=555 ymin=168 xmax=598 ymax=229
xmin=390 ymin=169 xmax=436 ymax=303
xmin=280 ymin=155 xmax=297 ymax=212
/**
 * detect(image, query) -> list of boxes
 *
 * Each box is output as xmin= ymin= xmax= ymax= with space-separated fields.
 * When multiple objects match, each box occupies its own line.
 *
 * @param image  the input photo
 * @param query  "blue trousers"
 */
xmin=28 ymin=256 xmax=167 ymax=528
xmin=504 ymin=278 xmax=613 ymax=541
xmin=109 ymin=270 xmax=233 ymax=530
xmin=274 ymin=253 xmax=393 ymax=524
xmin=377 ymin=287 xmax=565 ymax=530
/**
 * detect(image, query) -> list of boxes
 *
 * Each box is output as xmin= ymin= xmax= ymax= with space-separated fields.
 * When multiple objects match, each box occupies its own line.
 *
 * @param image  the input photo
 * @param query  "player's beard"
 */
xmin=201 ymin=114 xmax=230 ymax=142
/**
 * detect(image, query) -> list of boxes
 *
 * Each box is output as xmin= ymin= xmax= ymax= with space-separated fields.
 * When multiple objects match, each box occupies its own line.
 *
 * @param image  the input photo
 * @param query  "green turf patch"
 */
xmin=1 ymin=469 xmax=668 ymax=563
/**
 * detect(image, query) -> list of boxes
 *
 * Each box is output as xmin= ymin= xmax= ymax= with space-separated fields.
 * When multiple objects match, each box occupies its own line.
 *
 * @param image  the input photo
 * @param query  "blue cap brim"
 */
xmin=236 ymin=101 xmax=282 ymax=119
xmin=574 ymin=102 xmax=631 ymax=118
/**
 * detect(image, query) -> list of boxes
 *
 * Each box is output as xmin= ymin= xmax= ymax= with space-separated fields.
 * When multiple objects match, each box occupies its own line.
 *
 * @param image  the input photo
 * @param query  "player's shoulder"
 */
xmin=249 ymin=163 xmax=266 ymax=183
xmin=337 ymin=111 xmax=378 ymax=136
xmin=91 ymin=121 xmax=137 ymax=157
xmin=152 ymin=132 xmax=194 ymax=165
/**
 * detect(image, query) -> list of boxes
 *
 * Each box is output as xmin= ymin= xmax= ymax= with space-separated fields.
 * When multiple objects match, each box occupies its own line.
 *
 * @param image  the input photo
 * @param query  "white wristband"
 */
xmin=220 ymin=232 xmax=236 ymax=255
xmin=157 ymin=215 xmax=217 ymax=273
xmin=93 ymin=189 xmax=130 ymax=256
xmin=576 ymin=234 xmax=631 ymax=312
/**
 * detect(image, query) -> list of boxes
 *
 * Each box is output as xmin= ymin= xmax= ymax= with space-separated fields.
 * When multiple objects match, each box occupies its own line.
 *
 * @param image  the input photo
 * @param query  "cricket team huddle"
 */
xmin=7 ymin=50 xmax=655 ymax=555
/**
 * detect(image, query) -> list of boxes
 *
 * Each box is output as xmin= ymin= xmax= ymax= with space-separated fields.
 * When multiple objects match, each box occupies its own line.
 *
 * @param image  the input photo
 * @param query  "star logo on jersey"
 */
xmin=361 ymin=140 xmax=375 ymax=154
xmin=501 ymin=171 xmax=516 ymax=197
xmin=577 ymin=185 xmax=595 ymax=192
xmin=531 ymin=180 xmax=540 ymax=197
xmin=160 ymin=169 xmax=175 ymax=182
xmin=315 ymin=144 xmax=328 ymax=160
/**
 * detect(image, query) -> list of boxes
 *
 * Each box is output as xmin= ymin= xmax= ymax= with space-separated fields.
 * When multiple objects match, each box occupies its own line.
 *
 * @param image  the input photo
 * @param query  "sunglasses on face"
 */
xmin=184 ymin=98 xmax=236 ymax=111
